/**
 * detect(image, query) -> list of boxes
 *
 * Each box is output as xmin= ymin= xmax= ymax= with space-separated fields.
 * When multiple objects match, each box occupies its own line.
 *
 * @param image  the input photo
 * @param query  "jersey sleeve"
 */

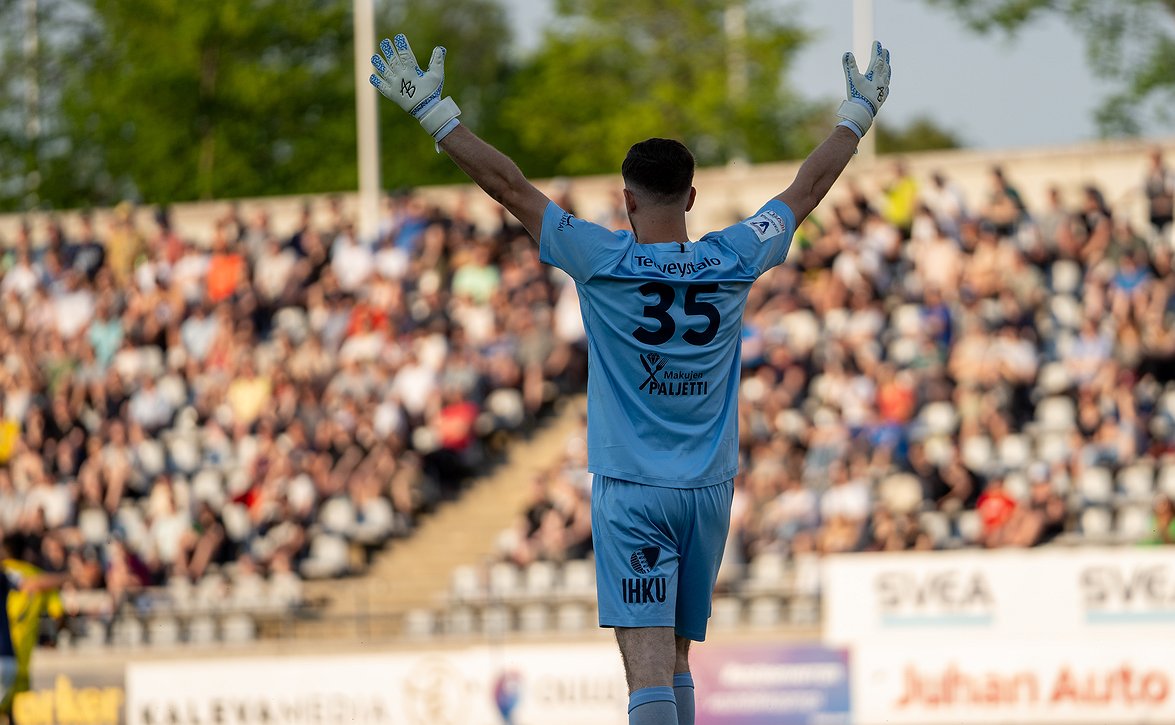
xmin=538 ymin=201 xmax=630 ymax=283
xmin=710 ymin=199 xmax=797 ymax=278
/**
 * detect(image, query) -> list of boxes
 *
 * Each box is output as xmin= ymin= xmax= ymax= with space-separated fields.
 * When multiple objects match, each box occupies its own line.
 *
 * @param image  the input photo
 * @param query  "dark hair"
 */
xmin=621 ymin=138 xmax=695 ymax=204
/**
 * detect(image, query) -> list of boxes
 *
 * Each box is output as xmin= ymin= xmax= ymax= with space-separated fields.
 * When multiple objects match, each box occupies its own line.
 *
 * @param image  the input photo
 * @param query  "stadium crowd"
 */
xmin=497 ymin=155 xmax=1175 ymax=580
xmin=0 ymin=192 xmax=586 ymax=630
xmin=3 ymin=150 xmax=1175 ymax=638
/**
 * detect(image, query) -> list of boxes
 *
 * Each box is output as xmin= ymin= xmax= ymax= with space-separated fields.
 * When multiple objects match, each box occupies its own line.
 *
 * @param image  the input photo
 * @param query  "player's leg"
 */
xmin=591 ymin=475 xmax=682 ymax=724
xmin=673 ymin=636 xmax=695 ymax=725
xmin=615 ymin=626 xmax=677 ymax=724
xmin=671 ymin=479 xmax=735 ymax=725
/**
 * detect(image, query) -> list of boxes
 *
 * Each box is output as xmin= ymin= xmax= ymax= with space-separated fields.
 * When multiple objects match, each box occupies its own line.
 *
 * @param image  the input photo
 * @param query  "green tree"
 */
xmin=376 ymin=0 xmax=518 ymax=189
xmin=499 ymin=0 xmax=823 ymax=177
xmin=62 ymin=0 xmax=357 ymax=206
xmin=925 ymin=0 xmax=1175 ymax=135
xmin=876 ymin=115 xmax=964 ymax=154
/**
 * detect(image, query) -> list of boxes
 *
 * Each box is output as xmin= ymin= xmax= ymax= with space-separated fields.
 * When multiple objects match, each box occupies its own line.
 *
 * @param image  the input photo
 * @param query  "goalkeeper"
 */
xmin=371 ymin=32 xmax=890 ymax=725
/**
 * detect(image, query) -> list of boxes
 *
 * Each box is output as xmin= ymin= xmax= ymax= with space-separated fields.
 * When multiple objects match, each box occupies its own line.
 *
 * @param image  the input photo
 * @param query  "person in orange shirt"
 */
xmin=206 ymin=225 xmax=245 ymax=303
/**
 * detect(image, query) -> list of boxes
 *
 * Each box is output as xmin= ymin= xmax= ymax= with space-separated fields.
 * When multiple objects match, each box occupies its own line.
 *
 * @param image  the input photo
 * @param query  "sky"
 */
xmin=498 ymin=0 xmax=1141 ymax=151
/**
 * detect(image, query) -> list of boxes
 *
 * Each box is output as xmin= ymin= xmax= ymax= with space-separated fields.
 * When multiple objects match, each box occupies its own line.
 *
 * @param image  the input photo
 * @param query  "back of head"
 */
xmin=622 ymin=138 xmax=695 ymax=206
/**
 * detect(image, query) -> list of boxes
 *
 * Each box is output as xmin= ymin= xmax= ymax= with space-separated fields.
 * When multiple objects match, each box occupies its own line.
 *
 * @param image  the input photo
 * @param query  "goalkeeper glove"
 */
xmin=370 ymin=33 xmax=461 ymax=146
xmin=836 ymin=40 xmax=891 ymax=138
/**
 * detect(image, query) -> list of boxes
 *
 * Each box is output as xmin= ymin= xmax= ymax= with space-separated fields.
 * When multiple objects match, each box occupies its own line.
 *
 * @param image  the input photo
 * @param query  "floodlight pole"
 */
xmin=852 ymin=0 xmax=876 ymax=161
xmin=353 ymin=0 xmax=381 ymax=245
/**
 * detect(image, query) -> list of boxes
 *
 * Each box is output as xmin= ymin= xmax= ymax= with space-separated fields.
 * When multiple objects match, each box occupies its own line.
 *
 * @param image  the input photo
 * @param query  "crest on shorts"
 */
xmin=629 ymin=546 xmax=661 ymax=575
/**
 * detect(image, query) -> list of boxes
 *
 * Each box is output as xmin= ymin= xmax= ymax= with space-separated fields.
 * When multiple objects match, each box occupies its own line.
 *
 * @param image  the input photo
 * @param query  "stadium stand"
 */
xmin=0 ymin=146 xmax=1173 ymax=646
xmin=0 ymin=194 xmax=587 ymax=646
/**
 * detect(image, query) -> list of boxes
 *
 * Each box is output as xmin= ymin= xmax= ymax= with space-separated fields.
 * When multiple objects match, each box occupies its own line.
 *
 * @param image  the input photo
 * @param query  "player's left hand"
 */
xmin=836 ymin=40 xmax=891 ymax=138
xmin=370 ymin=33 xmax=461 ymax=142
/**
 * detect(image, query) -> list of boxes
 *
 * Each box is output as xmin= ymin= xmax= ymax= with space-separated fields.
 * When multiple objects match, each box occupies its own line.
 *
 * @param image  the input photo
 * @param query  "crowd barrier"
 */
xmin=17 ymin=545 xmax=1175 ymax=724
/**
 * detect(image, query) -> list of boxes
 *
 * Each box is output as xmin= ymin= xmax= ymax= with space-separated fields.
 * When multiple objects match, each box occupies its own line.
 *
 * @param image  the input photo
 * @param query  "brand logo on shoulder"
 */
xmin=557 ymin=212 xmax=575 ymax=232
xmin=741 ymin=209 xmax=786 ymax=242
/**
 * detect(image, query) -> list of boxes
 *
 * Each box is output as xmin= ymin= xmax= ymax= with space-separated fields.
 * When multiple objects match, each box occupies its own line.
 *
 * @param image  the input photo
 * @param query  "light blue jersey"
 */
xmin=539 ymin=199 xmax=796 ymax=488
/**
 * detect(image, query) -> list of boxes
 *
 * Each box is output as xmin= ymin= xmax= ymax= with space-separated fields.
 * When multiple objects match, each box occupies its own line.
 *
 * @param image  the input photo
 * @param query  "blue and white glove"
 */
xmin=369 ymin=33 xmax=461 ymax=144
xmin=836 ymin=40 xmax=891 ymax=138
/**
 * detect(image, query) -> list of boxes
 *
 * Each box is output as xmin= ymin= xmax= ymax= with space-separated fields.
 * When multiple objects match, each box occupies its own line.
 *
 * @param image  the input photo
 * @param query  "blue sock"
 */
xmin=629 ymin=686 xmax=677 ymax=725
xmin=673 ymin=673 xmax=695 ymax=725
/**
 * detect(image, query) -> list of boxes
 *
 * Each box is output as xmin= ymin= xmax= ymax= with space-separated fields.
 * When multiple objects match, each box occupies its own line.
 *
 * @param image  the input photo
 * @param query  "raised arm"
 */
xmin=369 ymin=34 xmax=550 ymax=241
xmin=777 ymin=42 xmax=892 ymax=224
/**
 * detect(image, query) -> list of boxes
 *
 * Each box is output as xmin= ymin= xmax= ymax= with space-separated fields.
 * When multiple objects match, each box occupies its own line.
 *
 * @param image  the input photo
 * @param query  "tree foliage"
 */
xmin=376 ymin=0 xmax=516 ymax=190
xmin=63 ymin=0 xmax=357 ymax=206
xmin=876 ymin=116 xmax=964 ymax=154
xmin=499 ymin=0 xmax=824 ymax=176
xmin=925 ymin=0 xmax=1175 ymax=135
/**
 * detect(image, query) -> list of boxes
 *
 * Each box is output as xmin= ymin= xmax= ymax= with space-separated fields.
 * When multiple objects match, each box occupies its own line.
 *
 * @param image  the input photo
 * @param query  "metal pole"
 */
xmin=724 ymin=0 xmax=748 ymax=164
xmin=23 ymin=0 xmax=41 ymax=207
xmin=353 ymin=0 xmax=381 ymax=245
xmin=852 ymin=0 xmax=876 ymax=160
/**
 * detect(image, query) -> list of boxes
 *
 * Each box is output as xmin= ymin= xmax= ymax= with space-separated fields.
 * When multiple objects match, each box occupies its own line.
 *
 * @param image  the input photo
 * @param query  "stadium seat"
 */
xmin=892 ymin=303 xmax=923 ymax=338
xmin=78 ymin=508 xmax=110 ymax=546
xmin=743 ymin=551 xmax=787 ymax=596
xmin=485 ymin=388 xmax=526 ymax=430
xmin=450 ymin=564 xmax=484 ymax=604
xmin=961 ymin=436 xmax=994 ymax=473
xmin=403 ymin=609 xmax=436 ymax=640
xmin=267 ymin=571 xmax=305 ymax=610
xmin=481 ymin=606 xmax=512 ymax=637
xmin=997 ymin=434 xmax=1032 ymax=470
xmin=956 ymin=510 xmax=983 ymax=545
xmin=442 ymin=607 xmax=475 ymax=637
xmin=220 ymin=503 xmax=252 ymax=543
xmin=318 ymin=497 xmax=357 ymax=537
xmin=299 ymin=534 xmax=350 ymax=579
xmin=1115 ymin=504 xmax=1153 ymax=543
xmin=918 ymin=510 xmax=951 ymax=546
xmin=746 ymin=597 xmax=782 ymax=629
xmin=1004 ymin=472 xmax=1030 ymax=502
xmin=1078 ymin=467 xmax=1114 ymax=505
xmin=920 ymin=402 xmax=958 ymax=436
xmin=1118 ymin=463 xmax=1155 ymax=502
xmin=147 ymin=617 xmax=181 ymax=648
xmin=354 ymin=497 xmax=395 ymax=545
xmin=166 ymin=578 xmax=195 ymax=615
xmin=1080 ymin=507 xmax=1113 ymax=541
xmin=559 ymin=560 xmax=596 ymax=600
xmin=221 ymin=613 xmax=257 ymax=644
xmin=187 ymin=615 xmax=217 ymax=645
xmin=190 ymin=469 xmax=225 ymax=507
xmin=1037 ymin=396 xmax=1076 ymax=432
xmin=1158 ymin=463 xmax=1175 ymax=500
xmin=110 ymin=618 xmax=144 ymax=648
xmin=879 ymin=473 xmax=923 ymax=514
xmin=710 ymin=597 xmax=742 ymax=631
xmin=1049 ymin=295 xmax=1082 ymax=330
xmin=1036 ymin=362 xmax=1072 ymax=395
xmin=167 ymin=434 xmax=201 ymax=474
xmin=136 ymin=439 xmax=167 ymax=478
xmin=523 ymin=561 xmax=558 ymax=599
xmin=1051 ymin=259 xmax=1082 ymax=295
xmin=1035 ymin=433 xmax=1071 ymax=465
xmin=517 ymin=602 xmax=551 ymax=635
xmin=487 ymin=562 xmax=522 ymax=601
xmin=555 ymin=602 xmax=590 ymax=632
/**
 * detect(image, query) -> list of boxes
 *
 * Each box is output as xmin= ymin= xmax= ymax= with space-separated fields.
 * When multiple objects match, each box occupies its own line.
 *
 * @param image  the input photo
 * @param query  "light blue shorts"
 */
xmin=592 ymin=474 xmax=734 ymax=641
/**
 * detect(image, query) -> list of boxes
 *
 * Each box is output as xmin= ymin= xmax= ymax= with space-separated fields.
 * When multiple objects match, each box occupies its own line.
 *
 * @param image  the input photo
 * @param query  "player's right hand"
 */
xmin=836 ymin=40 xmax=891 ymax=137
xmin=370 ymin=33 xmax=461 ymax=142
